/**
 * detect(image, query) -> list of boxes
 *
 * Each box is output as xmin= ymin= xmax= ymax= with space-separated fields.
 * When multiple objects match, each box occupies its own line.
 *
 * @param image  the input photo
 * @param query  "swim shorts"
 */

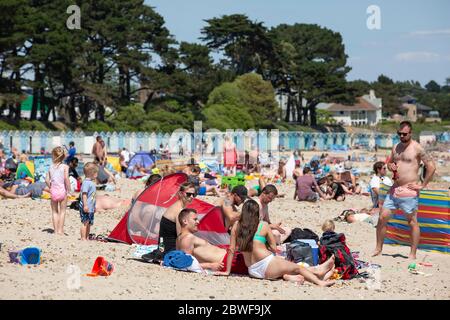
xmin=383 ymin=186 xmax=419 ymax=215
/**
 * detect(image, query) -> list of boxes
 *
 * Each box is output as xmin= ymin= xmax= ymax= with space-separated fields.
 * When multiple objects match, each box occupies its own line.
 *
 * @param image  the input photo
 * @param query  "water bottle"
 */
xmin=158 ymin=237 xmax=165 ymax=253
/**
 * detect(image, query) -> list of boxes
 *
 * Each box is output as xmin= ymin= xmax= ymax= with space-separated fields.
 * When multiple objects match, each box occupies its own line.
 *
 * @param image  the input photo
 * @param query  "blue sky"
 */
xmin=145 ymin=0 xmax=450 ymax=86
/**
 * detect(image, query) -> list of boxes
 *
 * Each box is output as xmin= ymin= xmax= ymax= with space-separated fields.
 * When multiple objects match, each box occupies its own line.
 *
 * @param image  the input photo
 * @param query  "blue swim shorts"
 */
xmin=80 ymin=210 xmax=95 ymax=225
xmin=382 ymin=193 xmax=418 ymax=215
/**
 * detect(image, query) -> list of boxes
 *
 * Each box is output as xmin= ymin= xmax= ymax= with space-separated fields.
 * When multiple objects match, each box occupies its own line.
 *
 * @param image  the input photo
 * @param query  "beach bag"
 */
xmin=319 ymin=232 xmax=358 ymax=280
xmin=286 ymin=240 xmax=314 ymax=266
xmin=285 ymin=228 xmax=319 ymax=244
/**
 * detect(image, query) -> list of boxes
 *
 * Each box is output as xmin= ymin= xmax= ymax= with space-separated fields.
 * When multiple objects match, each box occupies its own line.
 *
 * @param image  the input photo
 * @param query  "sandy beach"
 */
xmin=1 ymin=151 xmax=449 ymax=300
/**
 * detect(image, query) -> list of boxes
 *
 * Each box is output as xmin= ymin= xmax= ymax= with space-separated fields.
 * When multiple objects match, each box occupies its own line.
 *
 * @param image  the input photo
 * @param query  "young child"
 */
xmin=322 ymin=219 xmax=336 ymax=234
xmin=79 ymin=162 xmax=99 ymax=240
xmin=46 ymin=146 xmax=71 ymax=235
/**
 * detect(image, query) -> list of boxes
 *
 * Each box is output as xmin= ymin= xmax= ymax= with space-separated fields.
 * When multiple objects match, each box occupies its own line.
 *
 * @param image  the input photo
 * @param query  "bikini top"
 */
xmin=253 ymin=221 xmax=267 ymax=244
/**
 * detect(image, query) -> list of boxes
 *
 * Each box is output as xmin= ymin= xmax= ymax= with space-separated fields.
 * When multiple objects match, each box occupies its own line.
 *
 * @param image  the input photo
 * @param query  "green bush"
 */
xmin=203 ymin=103 xmax=255 ymax=131
xmin=203 ymin=73 xmax=278 ymax=130
xmin=147 ymin=109 xmax=194 ymax=132
xmin=0 ymin=120 xmax=17 ymax=131
xmin=18 ymin=120 xmax=49 ymax=131
xmin=82 ymin=120 xmax=113 ymax=133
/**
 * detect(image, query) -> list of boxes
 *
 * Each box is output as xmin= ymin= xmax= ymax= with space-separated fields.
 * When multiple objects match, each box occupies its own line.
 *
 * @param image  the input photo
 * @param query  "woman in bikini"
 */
xmin=216 ymin=199 xmax=336 ymax=287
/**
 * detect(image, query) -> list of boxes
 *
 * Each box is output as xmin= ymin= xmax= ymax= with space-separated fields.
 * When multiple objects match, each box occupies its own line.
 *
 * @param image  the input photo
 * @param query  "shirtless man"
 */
xmin=177 ymin=208 xmax=334 ymax=279
xmin=373 ymin=121 xmax=435 ymax=259
xmin=218 ymin=185 xmax=248 ymax=230
xmin=254 ymin=184 xmax=291 ymax=244
xmin=92 ymin=136 xmax=104 ymax=164
xmin=176 ymin=208 xmax=248 ymax=274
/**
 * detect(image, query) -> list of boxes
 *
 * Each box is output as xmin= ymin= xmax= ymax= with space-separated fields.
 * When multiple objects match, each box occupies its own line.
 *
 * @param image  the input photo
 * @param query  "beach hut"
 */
xmin=384 ymin=190 xmax=450 ymax=254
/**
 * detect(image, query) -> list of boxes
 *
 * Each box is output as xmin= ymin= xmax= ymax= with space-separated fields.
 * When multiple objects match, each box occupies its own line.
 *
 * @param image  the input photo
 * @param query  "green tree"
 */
xmin=270 ymin=24 xmax=352 ymax=126
xmin=425 ymin=80 xmax=441 ymax=93
xmin=201 ymin=14 xmax=273 ymax=75
xmin=203 ymin=73 xmax=277 ymax=130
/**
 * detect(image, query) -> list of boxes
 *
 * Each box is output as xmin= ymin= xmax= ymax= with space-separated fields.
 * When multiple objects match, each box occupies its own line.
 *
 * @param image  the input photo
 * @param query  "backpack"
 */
xmin=284 ymin=228 xmax=319 ymax=244
xmin=286 ymin=240 xmax=314 ymax=265
xmin=319 ymin=231 xmax=358 ymax=280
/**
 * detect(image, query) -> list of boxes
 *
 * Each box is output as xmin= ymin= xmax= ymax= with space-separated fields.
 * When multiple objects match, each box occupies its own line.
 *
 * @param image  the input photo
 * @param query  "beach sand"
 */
xmin=1 ymin=152 xmax=449 ymax=300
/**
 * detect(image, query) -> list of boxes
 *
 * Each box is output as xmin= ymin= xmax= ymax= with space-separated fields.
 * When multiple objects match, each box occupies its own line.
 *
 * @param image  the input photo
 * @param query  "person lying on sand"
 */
xmin=176 ymin=208 xmax=248 ymax=274
xmin=95 ymin=194 xmax=131 ymax=212
xmin=187 ymin=166 xmax=222 ymax=197
xmin=333 ymin=209 xmax=373 ymax=224
xmin=0 ymin=185 xmax=30 ymax=199
xmin=215 ymin=200 xmax=335 ymax=287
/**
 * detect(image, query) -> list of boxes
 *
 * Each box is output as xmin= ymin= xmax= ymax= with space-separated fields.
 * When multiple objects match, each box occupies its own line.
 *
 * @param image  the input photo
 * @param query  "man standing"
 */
xmin=369 ymin=161 xmax=393 ymax=209
xmin=373 ymin=121 xmax=435 ymax=259
xmin=92 ymin=136 xmax=103 ymax=164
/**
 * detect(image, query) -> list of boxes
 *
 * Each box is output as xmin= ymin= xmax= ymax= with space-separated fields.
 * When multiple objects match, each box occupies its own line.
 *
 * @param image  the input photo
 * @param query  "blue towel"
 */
xmin=163 ymin=250 xmax=193 ymax=269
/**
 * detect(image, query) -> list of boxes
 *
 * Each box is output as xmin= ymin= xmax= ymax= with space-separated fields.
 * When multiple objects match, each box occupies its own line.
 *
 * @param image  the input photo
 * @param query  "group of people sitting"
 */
xmin=291 ymin=155 xmax=364 ymax=203
xmin=138 ymin=177 xmax=337 ymax=287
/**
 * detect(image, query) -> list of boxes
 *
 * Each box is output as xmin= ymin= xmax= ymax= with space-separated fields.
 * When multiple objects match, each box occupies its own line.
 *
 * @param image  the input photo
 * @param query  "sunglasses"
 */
xmin=185 ymin=192 xmax=197 ymax=198
xmin=397 ymin=131 xmax=410 ymax=137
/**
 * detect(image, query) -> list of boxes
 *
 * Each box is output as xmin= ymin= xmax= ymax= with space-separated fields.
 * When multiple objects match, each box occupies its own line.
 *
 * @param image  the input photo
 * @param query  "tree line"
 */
xmin=1 ymin=1 xmax=448 ymax=132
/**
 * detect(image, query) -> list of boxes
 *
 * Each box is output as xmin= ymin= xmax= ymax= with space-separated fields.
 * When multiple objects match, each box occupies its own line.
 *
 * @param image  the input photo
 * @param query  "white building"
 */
xmin=317 ymin=90 xmax=382 ymax=126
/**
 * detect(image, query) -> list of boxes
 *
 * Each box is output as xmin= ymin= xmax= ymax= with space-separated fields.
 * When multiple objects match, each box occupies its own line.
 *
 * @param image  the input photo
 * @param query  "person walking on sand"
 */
xmin=215 ymin=200 xmax=335 ymax=286
xmin=46 ymin=147 xmax=72 ymax=235
xmin=372 ymin=121 xmax=435 ymax=260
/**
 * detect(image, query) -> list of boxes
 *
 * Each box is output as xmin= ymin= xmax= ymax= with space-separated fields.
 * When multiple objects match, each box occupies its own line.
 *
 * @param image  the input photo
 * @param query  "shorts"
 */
xmin=383 ymin=193 xmax=418 ymax=215
xmin=198 ymin=186 xmax=207 ymax=196
xmin=80 ymin=210 xmax=95 ymax=225
xmin=221 ymin=251 xmax=248 ymax=275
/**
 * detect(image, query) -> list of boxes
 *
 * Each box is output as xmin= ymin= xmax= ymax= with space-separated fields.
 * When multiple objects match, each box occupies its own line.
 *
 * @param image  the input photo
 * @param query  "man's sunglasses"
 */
xmin=397 ymin=131 xmax=410 ymax=137
xmin=185 ymin=192 xmax=197 ymax=198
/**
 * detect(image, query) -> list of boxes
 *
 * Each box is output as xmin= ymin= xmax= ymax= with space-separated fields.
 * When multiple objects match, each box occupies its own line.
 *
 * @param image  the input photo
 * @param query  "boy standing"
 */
xmin=80 ymin=163 xmax=98 ymax=240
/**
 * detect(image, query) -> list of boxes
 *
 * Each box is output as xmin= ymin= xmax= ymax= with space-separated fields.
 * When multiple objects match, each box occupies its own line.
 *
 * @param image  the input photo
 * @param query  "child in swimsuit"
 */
xmin=46 ymin=147 xmax=71 ymax=235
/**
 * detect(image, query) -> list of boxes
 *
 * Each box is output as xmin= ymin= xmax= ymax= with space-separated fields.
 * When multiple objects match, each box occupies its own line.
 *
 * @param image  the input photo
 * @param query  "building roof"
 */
xmin=399 ymin=95 xmax=417 ymax=103
xmin=326 ymin=97 xmax=380 ymax=112
xmin=416 ymin=103 xmax=432 ymax=111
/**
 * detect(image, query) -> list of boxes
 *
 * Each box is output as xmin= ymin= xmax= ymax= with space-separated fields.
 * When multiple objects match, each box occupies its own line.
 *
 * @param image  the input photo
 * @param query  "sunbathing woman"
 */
xmin=216 ymin=199 xmax=335 ymax=287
